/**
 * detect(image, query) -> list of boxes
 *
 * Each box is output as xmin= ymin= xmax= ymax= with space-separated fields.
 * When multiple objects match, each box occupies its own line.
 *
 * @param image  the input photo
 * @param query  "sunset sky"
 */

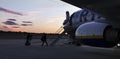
xmin=0 ymin=0 xmax=80 ymax=33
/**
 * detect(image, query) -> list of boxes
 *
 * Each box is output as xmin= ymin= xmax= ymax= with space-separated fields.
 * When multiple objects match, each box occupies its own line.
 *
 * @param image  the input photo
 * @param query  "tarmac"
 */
xmin=0 ymin=39 xmax=120 ymax=59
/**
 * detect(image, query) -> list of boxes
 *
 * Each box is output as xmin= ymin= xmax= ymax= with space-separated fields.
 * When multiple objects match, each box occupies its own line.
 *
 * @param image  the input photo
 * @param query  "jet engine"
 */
xmin=75 ymin=22 xmax=120 ymax=47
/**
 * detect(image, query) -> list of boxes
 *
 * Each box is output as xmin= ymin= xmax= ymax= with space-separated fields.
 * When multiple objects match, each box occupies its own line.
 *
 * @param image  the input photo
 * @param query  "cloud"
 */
xmin=22 ymin=21 xmax=32 ymax=23
xmin=3 ymin=21 xmax=18 ymax=25
xmin=2 ymin=26 xmax=8 ymax=28
xmin=0 ymin=7 xmax=23 ymax=16
xmin=12 ymin=26 xmax=20 ymax=28
xmin=8 ymin=19 xmax=16 ymax=21
xmin=21 ymin=24 xmax=32 ymax=26
xmin=21 ymin=21 xmax=33 ymax=26
xmin=0 ymin=25 xmax=12 ymax=31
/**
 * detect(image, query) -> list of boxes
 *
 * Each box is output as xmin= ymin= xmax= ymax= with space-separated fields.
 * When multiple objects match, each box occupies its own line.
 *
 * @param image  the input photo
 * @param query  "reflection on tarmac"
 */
xmin=0 ymin=39 xmax=120 ymax=59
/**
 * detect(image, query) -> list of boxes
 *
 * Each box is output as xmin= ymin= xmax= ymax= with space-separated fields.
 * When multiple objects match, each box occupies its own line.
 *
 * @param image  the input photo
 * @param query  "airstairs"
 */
xmin=50 ymin=26 xmax=67 ymax=46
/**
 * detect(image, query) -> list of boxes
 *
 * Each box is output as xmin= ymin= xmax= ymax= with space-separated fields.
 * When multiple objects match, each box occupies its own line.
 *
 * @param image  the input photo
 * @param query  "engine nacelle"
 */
xmin=75 ymin=22 xmax=120 ymax=48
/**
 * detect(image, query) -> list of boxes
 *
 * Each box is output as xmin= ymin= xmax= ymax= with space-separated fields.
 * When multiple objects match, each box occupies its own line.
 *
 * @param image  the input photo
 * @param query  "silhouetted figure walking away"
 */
xmin=25 ymin=33 xmax=32 ymax=46
xmin=41 ymin=33 xmax=48 ymax=46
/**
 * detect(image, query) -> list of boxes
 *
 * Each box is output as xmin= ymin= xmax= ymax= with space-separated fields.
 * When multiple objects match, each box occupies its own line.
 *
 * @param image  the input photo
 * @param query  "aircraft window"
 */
xmin=79 ymin=19 xmax=82 ymax=22
xmin=79 ymin=11 xmax=84 ymax=22
xmin=84 ymin=16 xmax=87 ymax=22
xmin=91 ymin=13 xmax=95 ymax=21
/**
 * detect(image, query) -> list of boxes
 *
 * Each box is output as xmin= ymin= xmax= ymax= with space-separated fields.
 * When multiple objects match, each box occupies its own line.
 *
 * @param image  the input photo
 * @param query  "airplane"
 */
xmin=61 ymin=0 xmax=120 ymax=48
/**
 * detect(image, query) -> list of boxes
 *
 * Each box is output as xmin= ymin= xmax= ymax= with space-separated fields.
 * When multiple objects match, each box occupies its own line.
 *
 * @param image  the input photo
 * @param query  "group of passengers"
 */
xmin=25 ymin=33 xmax=48 ymax=46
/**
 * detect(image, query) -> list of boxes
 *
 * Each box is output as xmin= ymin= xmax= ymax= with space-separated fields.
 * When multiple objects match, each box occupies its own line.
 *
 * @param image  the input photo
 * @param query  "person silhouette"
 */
xmin=41 ymin=33 xmax=48 ymax=46
xmin=25 ymin=33 xmax=32 ymax=46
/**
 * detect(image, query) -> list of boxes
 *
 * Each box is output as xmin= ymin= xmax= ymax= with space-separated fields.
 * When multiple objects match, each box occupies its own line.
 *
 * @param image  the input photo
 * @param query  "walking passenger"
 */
xmin=41 ymin=33 xmax=48 ymax=46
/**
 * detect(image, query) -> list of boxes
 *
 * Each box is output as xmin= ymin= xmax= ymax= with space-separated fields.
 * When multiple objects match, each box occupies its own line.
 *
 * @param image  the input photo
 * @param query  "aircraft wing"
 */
xmin=61 ymin=0 xmax=120 ymax=18
xmin=61 ymin=0 xmax=120 ymax=28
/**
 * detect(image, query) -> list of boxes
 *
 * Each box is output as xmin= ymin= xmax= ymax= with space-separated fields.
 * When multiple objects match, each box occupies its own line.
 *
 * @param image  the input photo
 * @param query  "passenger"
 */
xmin=41 ymin=33 xmax=48 ymax=46
xmin=25 ymin=33 xmax=32 ymax=46
xmin=63 ymin=11 xmax=80 ymax=46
